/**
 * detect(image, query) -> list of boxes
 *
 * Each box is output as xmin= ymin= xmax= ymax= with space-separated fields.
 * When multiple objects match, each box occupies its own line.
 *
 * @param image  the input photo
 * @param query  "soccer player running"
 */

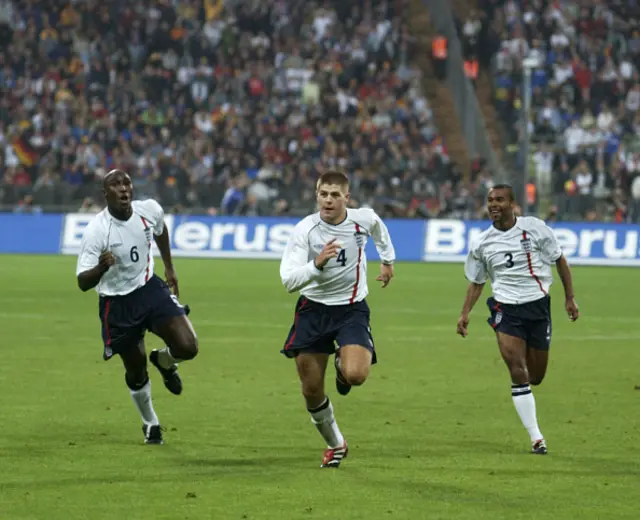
xmin=456 ymin=184 xmax=579 ymax=455
xmin=76 ymin=169 xmax=198 ymax=445
xmin=280 ymin=171 xmax=396 ymax=468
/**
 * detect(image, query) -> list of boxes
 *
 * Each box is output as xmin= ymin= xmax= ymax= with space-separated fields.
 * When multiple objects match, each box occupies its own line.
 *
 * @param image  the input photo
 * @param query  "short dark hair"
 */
xmin=316 ymin=170 xmax=349 ymax=191
xmin=490 ymin=183 xmax=514 ymax=201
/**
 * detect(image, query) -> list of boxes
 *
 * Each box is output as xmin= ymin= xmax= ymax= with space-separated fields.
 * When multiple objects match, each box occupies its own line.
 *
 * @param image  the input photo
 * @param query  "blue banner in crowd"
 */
xmin=0 ymin=213 xmax=639 ymax=266
xmin=0 ymin=213 xmax=65 ymax=254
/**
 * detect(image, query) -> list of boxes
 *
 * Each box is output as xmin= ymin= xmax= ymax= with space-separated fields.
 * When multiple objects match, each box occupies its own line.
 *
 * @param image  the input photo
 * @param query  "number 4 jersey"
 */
xmin=280 ymin=208 xmax=396 ymax=306
xmin=76 ymin=199 xmax=165 ymax=296
xmin=464 ymin=216 xmax=563 ymax=305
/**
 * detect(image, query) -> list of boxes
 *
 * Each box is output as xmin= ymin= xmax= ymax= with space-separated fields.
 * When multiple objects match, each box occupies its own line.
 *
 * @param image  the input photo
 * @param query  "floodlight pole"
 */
xmin=521 ymin=60 xmax=534 ymax=217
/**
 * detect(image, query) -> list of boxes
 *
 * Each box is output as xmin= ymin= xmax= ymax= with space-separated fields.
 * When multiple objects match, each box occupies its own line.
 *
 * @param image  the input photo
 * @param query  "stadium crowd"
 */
xmin=0 ymin=0 xmax=491 ymax=220
xmin=465 ymin=0 xmax=640 ymax=222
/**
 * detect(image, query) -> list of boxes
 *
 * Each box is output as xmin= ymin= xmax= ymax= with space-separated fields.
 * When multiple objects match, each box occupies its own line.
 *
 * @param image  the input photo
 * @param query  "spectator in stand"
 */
xmin=431 ymin=31 xmax=448 ymax=80
xmin=473 ymin=0 xmax=640 ymax=222
xmin=0 ymin=0 xmax=480 ymax=220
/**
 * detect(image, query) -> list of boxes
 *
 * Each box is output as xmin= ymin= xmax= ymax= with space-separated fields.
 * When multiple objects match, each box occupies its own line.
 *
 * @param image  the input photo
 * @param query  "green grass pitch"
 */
xmin=0 ymin=255 xmax=638 ymax=519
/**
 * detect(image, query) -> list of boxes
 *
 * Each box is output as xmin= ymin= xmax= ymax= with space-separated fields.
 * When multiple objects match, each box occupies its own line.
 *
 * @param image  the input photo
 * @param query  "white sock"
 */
xmin=156 ymin=346 xmax=179 ymax=369
xmin=130 ymin=380 xmax=160 ymax=426
xmin=308 ymin=397 xmax=345 ymax=449
xmin=512 ymin=384 xmax=543 ymax=442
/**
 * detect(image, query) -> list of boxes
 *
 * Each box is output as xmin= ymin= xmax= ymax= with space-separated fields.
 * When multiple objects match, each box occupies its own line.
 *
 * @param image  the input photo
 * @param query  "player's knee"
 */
xmin=183 ymin=334 xmax=199 ymax=359
xmin=125 ymin=370 xmax=149 ymax=390
xmin=174 ymin=331 xmax=199 ymax=360
xmin=342 ymin=365 xmax=369 ymax=386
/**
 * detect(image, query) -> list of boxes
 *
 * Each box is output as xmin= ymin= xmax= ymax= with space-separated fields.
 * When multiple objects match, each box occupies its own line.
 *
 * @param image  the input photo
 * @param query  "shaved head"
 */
xmin=103 ymin=169 xmax=127 ymax=188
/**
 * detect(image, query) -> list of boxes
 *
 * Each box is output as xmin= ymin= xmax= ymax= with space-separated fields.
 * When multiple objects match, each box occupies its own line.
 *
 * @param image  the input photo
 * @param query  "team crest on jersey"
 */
xmin=144 ymin=228 xmax=152 ymax=242
xmin=354 ymin=231 xmax=366 ymax=248
xmin=520 ymin=238 xmax=532 ymax=252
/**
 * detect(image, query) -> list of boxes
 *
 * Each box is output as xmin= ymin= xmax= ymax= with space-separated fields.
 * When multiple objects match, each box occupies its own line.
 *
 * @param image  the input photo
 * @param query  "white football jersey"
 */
xmin=464 ymin=216 xmax=563 ymax=305
xmin=280 ymin=208 xmax=396 ymax=306
xmin=76 ymin=199 xmax=165 ymax=296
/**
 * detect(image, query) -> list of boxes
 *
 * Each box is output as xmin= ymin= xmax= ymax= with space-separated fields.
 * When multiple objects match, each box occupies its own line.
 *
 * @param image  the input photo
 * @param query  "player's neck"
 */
xmin=108 ymin=206 xmax=133 ymax=221
xmin=320 ymin=211 xmax=348 ymax=226
xmin=493 ymin=216 xmax=516 ymax=232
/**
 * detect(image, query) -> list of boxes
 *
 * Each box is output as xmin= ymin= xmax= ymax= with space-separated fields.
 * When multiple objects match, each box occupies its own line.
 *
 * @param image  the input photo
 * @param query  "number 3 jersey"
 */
xmin=280 ymin=208 xmax=396 ymax=306
xmin=464 ymin=216 xmax=563 ymax=305
xmin=76 ymin=199 xmax=165 ymax=297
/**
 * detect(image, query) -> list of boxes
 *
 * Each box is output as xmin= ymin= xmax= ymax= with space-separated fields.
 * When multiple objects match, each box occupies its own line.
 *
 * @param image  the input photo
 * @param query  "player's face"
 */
xmin=487 ymin=188 xmax=514 ymax=222
xmin=317 ymin=183 xmax=349 ymax=224
xmin=104 ymin=172 xmax=133 ymax=215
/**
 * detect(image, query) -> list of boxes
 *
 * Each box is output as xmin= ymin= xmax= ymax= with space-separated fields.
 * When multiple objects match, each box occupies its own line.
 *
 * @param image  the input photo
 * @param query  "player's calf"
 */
xmin=526 ymin=347 xmax=549 ymax=386
xmin=301 ymin=375 xmax=326 ymax=409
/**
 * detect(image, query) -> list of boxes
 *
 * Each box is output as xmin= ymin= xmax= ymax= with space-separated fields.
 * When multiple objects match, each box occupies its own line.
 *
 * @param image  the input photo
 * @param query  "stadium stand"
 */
xmin=0 ymin=0 xmax=481 ymax=219
xmin=470 ymin=0 xmax=640 ymax=222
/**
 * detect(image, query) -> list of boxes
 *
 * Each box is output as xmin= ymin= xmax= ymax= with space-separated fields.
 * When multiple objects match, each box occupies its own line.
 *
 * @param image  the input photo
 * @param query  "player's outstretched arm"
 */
xmin=77 ymin=252 xmax=115 ymax=292
xmin=154 ymin=224 xmax=179 ymax=296
xmin=457 ymin=282 xmax=485 ymax=337
xmin=555 ymin=255 xmax=579 ymax=321
xmin=370 ymin=211 xmax=396 ymax=288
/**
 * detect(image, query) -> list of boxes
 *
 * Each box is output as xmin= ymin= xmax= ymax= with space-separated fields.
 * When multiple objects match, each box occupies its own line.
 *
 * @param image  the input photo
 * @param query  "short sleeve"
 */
xmin=537 ymin=224 xmax=562 ymax=264
xmin=76 ymin=222 xmax=104 ymax=275
xmin=139 ymin=199 xmax=165 ymax=235
xmin=464 ymin=245 xmax=488 ymax=284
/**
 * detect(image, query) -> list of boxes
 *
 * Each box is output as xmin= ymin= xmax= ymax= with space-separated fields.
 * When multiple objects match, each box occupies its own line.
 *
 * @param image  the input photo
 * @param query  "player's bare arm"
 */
xmin=555 ymin=255 xmax=579 ymax=321
xmin=154 ymin=224 xmax=179 ymax=297
xmin=77 ymin=251 xmax=116 ymax=292
xmin=457 ymin=282 xmax=485 ymax=337
xmin=376 ymin=263 xmax=393 ymax=288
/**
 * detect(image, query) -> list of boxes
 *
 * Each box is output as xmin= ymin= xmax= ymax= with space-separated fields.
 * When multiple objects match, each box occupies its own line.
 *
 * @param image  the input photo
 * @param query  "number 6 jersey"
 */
xmin=76 ymin=199 xmax=165 ymax=296
xmin=280 ymin=208 xmax=396 ymax=306
xmin=464 ymin=216 xmax=563 ymax=305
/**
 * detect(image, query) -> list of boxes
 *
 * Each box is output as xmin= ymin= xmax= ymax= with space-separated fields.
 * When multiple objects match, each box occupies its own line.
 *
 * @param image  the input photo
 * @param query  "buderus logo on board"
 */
xmin=423 ymin=219 xmax=640 ymax=266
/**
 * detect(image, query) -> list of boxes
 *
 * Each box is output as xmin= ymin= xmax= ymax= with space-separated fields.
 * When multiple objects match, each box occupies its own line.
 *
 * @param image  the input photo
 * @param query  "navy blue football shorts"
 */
xmin=486 ymin=295 xmax=552 ymax=351
xmin=98 ymin=275 xmax=187 ymax=360
xmin=281 ymin=296 xmax=377 ymax=364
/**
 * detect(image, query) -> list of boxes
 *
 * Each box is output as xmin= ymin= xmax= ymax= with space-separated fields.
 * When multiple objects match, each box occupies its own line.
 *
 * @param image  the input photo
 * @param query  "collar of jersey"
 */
xmin=319 ymin=211 xmax=348 ymax=227
xmin=492 ymin=217 xmax=518 ymax=233
xmin=108 ymin=209 xmax=135 ymax=224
